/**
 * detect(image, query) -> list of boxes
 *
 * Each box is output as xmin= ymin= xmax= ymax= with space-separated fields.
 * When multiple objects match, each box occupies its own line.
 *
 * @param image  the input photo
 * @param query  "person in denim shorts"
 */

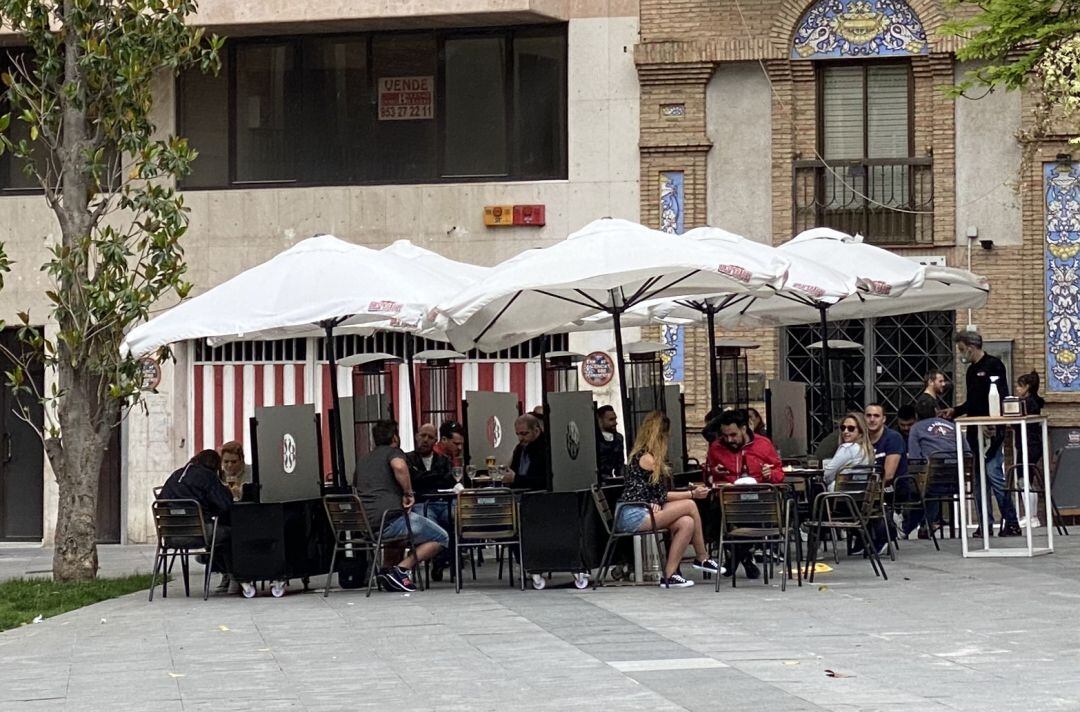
xmin=615 ymin=411 xmax=721 ymax=588
xmin=354 ymin=420 xmax=449 ymax=592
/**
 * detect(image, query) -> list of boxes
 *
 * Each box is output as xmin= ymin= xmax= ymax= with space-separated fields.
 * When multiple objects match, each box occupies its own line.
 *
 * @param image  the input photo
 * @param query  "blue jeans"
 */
xmin=972 ymin=448 xmax=1017 ymax=527
xmin=382 ymin=511 xmax=449 ymax=547
xmin=416 ymin=501 xmax=452 ymax=533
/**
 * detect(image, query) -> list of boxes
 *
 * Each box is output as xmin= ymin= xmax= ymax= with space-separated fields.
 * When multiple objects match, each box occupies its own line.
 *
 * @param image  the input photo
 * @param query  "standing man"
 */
xmin=434 ymin=420 xmax=465 ymax=469
xmin=354 ymin=420 xmax=448 ymax=592
xmin=914 ymin=370 xmax=949 ymax=421
xmin=946 ymin=331 xmax=1020 ymax=537
xmin=595 ymin=405 xmax=625 ymax=481
xmin=863 ymin=403 xmax=907 ymax=553
xmin=504 ymin=414 xmax=549 ymax=490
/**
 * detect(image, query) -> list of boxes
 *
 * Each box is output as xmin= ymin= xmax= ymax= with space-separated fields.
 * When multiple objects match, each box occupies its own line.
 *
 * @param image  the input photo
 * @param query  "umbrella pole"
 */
xmin=612 ymin=308 xmax=634 ymax=447
xmin=707 ymin=308 xmax=720 ymax=412
xmin=818 ymin=304 xmax=833 ymax=438
xmin=324 ymin=322 xmax=346 ymax=489
xmin=406 ymin=333 xmax=419 ymax=436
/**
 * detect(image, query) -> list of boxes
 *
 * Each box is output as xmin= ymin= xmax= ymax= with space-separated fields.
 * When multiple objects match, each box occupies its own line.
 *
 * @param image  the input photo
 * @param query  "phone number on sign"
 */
xmin=379 ymin=104 xmax=433 ymax=120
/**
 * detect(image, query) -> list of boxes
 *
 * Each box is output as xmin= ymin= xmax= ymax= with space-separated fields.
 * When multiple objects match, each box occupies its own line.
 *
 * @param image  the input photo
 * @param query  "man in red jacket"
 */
xmin=706 ymin=410 xmax=784 ymax=485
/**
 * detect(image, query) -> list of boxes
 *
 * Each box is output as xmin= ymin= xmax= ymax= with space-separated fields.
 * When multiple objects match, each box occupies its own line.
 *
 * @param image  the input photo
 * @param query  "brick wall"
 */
xmin=635 ymin=0 xmax=1076 ymax=447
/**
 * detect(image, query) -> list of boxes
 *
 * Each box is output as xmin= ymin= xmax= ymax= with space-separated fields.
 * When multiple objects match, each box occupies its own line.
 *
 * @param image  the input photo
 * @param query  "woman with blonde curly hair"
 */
xmin=614 ymin=411 xmax=721 ymax=588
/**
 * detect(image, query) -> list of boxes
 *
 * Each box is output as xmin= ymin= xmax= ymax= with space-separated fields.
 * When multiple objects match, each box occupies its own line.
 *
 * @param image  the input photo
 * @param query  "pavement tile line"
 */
xmin=3 ymin=538 xmax=1080 ymax=710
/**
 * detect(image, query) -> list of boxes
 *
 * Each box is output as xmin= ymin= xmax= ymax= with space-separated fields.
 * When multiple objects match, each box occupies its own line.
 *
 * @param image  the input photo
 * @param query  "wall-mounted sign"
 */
xmin=484 ymin=205 xmax=514 ymax=227
xmin=581 ymin=351 xmax=615 ymax=387
xmin=377 ymin=76 xmax=434 ymax=121
xmin=139 ymin=358 xmax=161 ymax=391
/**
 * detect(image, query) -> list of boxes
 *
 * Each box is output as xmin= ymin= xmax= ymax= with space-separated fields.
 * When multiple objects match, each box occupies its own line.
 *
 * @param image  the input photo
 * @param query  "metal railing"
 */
xmin=793 ymin=157 xmax=934 ymax=245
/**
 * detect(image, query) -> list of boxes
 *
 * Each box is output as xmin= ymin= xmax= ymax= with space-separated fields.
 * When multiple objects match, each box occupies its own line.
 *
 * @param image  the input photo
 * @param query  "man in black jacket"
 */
xmin=595 ymin=405 xmax=625 ymax=481
xmin=506 ymin=414 xmax=549 ymax=490
xmin=405 ymin=422 xmax=455 ymax=580
xmin=947 ymin=330 xmax=1020 ymax=537
xmin=159 ymin=449 xmax=236 ymax=580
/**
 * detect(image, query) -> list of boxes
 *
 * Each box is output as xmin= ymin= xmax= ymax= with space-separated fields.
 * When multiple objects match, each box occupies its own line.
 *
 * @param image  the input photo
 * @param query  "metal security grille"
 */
xmin=783 ymin=311 xmax=955 ymax=446
xmin=194 ymin=338 xmax=307 ymax=363
xmin=870 ymin=312 xmax=955 ymax=419
xmin=318 ymin=333 xmax=568 ymax=361
xmin=783 ymin=320 xmax=865 ymax=444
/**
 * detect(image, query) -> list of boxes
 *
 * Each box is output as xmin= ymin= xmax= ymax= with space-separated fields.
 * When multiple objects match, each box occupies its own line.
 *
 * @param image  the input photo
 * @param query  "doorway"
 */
xmin=0 ymin=328 xmax=44 ymax=541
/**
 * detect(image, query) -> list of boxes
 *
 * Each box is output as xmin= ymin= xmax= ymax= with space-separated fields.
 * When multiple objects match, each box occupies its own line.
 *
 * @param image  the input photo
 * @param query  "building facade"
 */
xmin=634 ymin=0 xmax=1075 ymax=451
xmin=0 ymin=1 xmax=641 ymax=544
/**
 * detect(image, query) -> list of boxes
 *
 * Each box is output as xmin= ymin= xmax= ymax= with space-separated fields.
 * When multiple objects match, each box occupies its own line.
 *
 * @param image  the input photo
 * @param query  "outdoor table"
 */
xmin=954 ymin=415 xmax=1053 ymax=558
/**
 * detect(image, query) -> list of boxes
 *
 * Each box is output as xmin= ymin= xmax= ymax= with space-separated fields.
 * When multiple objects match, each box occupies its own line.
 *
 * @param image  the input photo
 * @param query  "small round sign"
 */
xmin=581 ymin=351 xmax=615 ymax=387
xmin=281 ymin=433 xmax=297 ymax=474
xmin=139 ymin=358 xmax=161 ymax=391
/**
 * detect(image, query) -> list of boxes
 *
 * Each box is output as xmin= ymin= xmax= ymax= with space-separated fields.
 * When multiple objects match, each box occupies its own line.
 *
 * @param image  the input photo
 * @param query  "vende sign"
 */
xmin=378 ymin=76 xmax=434 ymax=121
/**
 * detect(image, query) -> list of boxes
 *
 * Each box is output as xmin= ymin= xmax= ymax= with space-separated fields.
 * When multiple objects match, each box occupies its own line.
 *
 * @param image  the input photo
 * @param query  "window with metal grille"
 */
xmin=193 ymin=338 xmax=307 ymax=363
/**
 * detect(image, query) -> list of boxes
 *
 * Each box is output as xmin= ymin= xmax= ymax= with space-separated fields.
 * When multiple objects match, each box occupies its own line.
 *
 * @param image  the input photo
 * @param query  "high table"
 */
xmin=954 ymin=415 xmax=1053 ymax=558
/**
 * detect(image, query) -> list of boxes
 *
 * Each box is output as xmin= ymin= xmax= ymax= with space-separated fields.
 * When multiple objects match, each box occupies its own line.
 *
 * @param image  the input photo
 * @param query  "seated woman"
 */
xmin=614 ymin=411 xmax=721 ymax=588
xmin=823 ymin=413 xmax=874 ymax=488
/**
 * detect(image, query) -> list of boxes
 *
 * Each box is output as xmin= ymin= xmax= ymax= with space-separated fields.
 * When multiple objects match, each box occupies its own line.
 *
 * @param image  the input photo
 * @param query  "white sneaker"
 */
xmin=1024 ymin=517 xmax=1041 ymax=529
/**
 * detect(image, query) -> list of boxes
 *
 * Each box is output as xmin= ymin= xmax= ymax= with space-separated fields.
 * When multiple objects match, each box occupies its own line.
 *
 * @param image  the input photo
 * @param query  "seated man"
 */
xmin=705 ymin=410 xmax=784 ymax=579
xmin=706 ymin=409 xmax=784 ymax=485
xmin=434 ymin=420 xmax=465 ymax=469
xmin=905 ymin=415 xmax=972 ymax=537
xmin=595 ymin=405 xmax=625 ymax=481
xmin=405 ymin=422 xmax=455 ymax=581
xmin=159 ymin=449 xmax=236 ymax=588
xmin=354 ymin=420 xmax=448 ymax=593
xmin=505 ymin=414 xmax=549 ymax=490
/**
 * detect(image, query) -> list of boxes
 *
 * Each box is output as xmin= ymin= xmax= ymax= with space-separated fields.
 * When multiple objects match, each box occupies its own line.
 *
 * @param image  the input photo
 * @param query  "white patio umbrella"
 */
xmin=121 ymin=234 xmax=474 ymax=483
xmin=573 ymin=226 xmax=859 ymax=410
xmin=436 ymin=218 xmax=791 ymax=435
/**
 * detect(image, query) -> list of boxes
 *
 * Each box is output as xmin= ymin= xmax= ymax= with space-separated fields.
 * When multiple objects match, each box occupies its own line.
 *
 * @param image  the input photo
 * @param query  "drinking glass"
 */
xmin=452 ymin=466 xmax=464 ymax=485
xmin=465 ymin=465 xmax=477 ymax=486
xmin=492 ymin=465 xmax=506 ymax=486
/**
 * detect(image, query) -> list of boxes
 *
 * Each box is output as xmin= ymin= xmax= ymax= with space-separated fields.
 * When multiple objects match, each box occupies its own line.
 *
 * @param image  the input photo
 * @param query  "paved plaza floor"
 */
xmin=3 ymin=534 xmax=1080 ymax=711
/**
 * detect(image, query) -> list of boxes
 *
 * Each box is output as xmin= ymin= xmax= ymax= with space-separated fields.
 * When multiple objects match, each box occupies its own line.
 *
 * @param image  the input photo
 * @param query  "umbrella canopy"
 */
xmin=436 ymin=218 xmax=790 ymax=353
xmin=121 ymin=235 xmax=439 ymax=358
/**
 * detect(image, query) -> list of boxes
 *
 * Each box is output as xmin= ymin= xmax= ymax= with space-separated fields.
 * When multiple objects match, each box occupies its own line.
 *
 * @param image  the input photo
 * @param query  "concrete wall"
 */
xmin=955 ymin=63 xmax=1023 ymax=247
xmin=706 ymin=63 xmax=773 ymax=243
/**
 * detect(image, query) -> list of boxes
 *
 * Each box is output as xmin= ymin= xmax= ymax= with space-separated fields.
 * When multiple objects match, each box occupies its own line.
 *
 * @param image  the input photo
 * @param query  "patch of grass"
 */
xmin=0 ymin=574 xmax=155 ymax=632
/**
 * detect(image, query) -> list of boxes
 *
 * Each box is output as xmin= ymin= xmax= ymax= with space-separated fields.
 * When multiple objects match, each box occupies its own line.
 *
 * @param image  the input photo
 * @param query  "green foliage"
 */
xmin=0 ymin=1 xmax=220 ymax=436
xmin=0 ymin=574 xmax=157 ymax=631
xmin=946 ymin=0 xmax=1080 ymax=95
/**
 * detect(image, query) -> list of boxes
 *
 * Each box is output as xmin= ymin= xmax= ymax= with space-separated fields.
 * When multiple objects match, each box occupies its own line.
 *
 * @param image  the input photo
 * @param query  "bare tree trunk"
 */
xmin=49 ymin=364 xmax=116 ymax=582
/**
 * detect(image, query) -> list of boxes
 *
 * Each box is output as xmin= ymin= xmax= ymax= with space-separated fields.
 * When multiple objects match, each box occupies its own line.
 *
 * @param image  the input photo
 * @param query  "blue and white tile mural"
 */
xmin=1045 ymin=162 xmax=1080 ymax=392
xmin=659 ymin=171 xmax=685 ymax=384
xmin=792 ymin=0 xmax=928 ymax=60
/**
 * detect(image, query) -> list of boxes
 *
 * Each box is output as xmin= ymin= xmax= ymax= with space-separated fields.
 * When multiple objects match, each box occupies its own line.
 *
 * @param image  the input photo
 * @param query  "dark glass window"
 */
xmin=443 ymin=36 xmax=507 ymax=178
xmin=175 ymin=25 xmax=566 ymax=190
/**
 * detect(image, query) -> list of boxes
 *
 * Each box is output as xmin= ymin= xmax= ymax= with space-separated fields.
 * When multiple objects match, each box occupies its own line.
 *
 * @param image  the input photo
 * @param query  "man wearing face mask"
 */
xmin=944 ymin=331 xmax=1020 ymax=538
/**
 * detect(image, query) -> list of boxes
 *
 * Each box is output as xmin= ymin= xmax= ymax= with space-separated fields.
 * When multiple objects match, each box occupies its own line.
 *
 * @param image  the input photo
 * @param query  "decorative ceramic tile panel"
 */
xmin=792 ymin=0 xmax=928 ymax=60
xmin=1045 ymin=161 xmax=1080 ymax=392
xmin=660 ymin=171 xmax=685 ymax=383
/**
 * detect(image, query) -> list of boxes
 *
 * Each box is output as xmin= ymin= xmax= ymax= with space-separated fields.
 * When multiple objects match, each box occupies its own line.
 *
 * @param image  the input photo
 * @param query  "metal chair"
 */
xmin=455 ymin=489 xmax=524 ymax=592
xmin=149 ymin=499 xmax=220 ymax=601
xmin=590 ymin=484 xmax=668 ymax=587
xmin=1005 ymin=450 xmax=1069 ymax=536
xmin=803 ymin=467 xmax=888 ymax=582
xmin=714 ymin=484 xmax=799 ymax=591
xmin=322 ymin=494 xmax=381 ymax=598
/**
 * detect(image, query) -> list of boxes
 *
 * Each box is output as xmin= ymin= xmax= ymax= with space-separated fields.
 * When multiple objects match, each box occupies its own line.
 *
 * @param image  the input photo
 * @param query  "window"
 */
xmin=176 ymin=25 xmax=567 ymax=189
xmin=812 ymin=61 xmax=928 ymax=243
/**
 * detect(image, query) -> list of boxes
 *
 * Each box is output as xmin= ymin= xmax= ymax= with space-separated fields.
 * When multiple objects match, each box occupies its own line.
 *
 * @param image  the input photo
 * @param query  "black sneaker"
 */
xmin=1000 ymin=522 xmax=1023 ymax=537
xmin=659 ymin=572 xmax=694 ymax=589
xmin=692 ymin=558 xmax=726 ymax=575
xmin=430 ymin=563 xmax=445 ymax=582
xmin=972 ymin=526 xmax=989 ymax=538
xmin=382 ymin=566 xmax=417 ymax=592
xmin=743 ymin=560 xmax=761 ymax=580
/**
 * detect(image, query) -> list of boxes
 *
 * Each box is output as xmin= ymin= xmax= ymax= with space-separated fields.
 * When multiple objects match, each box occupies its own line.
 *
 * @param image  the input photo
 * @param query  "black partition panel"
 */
xmin=463 ymin=391 xmax=520 ymax=467
xmin=253 ymin=404 xmax=322 ymax=503
xmin=1050 ymin=426 xmax=1080 ymax=509
xmin=548 ymin=391 xmax=598 ymax=492
xmin=631 ymin=384 xmax=686 ymax=469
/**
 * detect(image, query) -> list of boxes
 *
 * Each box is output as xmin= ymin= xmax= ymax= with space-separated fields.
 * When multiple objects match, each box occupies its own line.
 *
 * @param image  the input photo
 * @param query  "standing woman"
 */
xmin=746 ymin=407 xmax=767 ymax=436
xmin=823 ymin=413 xmax=875 ymax=487
xmin=1014 ymin=371 xmax=1046 ymax=528
xmin=614 ymin=411 xmax=722 ymax=588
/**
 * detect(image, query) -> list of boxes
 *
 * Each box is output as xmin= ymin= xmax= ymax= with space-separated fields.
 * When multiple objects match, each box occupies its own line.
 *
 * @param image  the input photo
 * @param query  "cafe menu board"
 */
xmin=377 ymin=76 xmax=434 ymax=121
